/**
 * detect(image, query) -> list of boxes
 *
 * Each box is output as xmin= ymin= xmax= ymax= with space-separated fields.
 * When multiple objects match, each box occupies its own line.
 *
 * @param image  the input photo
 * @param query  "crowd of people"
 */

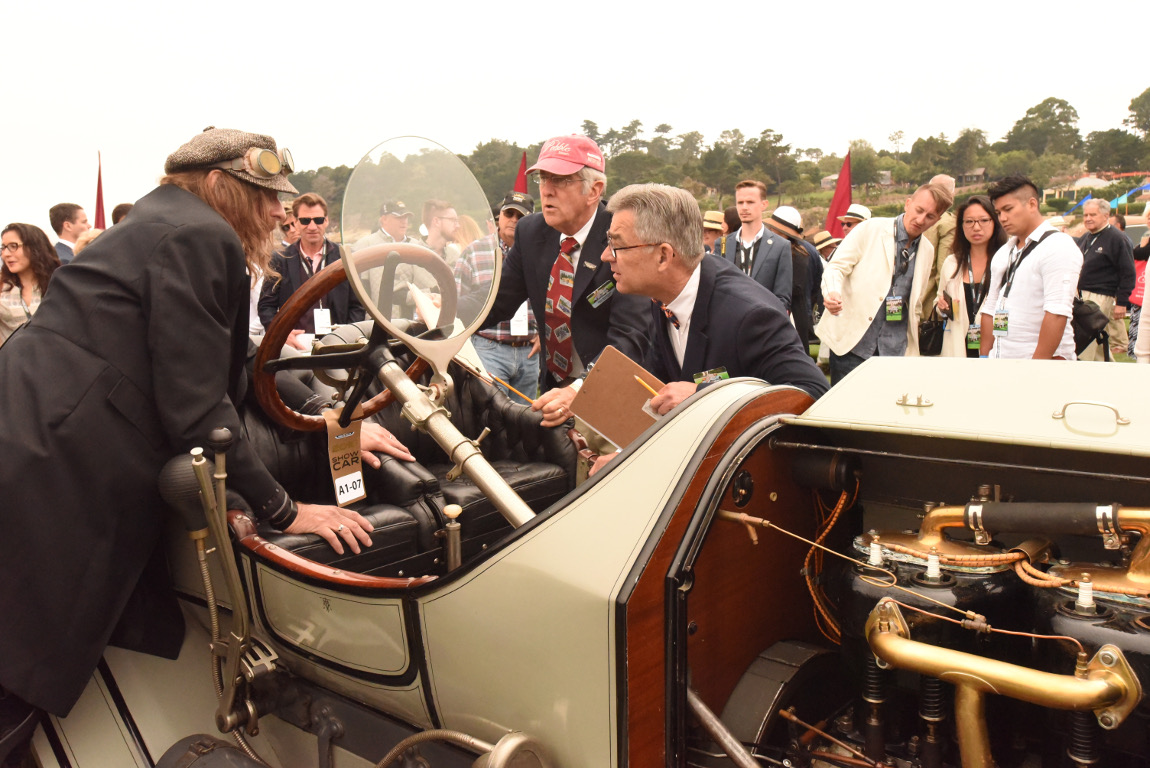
xmin=2 ymin=127 xmax=1147 ymax=763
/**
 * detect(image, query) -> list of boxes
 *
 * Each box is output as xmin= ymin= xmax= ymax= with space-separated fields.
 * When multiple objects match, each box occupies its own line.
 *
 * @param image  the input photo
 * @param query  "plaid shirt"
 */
xmin=455 ymin=234 xmax=536 ymax=342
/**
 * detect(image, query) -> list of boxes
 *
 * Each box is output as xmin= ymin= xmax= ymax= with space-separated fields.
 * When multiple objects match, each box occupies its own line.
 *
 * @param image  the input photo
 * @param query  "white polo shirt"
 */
xmin=980 ymin=221 xmax=1082 ymax=359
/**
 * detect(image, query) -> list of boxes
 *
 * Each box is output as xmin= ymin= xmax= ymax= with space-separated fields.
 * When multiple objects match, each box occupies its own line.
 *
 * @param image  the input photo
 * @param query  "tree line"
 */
xmin=290 ymin=88 xmax=1150 ymax=230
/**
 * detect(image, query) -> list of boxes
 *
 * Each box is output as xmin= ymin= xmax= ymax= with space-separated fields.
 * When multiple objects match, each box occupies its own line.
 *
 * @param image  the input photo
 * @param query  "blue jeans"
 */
xmin=829 ymin=350 xmax=868 ymax=386
xmin=472 ymin=335 xmax=539 ymax=405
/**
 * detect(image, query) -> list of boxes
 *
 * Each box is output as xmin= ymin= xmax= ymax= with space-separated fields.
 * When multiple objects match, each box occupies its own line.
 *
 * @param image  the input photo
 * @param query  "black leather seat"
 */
xmin=238 ymin=327 xmax=577 ymax=568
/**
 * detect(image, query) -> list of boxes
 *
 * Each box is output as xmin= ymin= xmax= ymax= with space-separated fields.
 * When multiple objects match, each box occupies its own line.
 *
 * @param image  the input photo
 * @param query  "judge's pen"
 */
xmin=634 ymin=375 xmax=660 ymax=398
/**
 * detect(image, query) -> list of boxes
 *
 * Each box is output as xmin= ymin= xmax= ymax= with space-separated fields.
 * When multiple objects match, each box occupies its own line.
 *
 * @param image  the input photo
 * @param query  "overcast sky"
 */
xmin=2 ymin=0 xmax=1138 ymax=235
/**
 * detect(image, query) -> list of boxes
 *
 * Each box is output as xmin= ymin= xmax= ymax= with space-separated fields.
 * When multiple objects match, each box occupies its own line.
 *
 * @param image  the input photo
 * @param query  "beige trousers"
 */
xmin=1078 ymin=291 xmax=1116 ymax=362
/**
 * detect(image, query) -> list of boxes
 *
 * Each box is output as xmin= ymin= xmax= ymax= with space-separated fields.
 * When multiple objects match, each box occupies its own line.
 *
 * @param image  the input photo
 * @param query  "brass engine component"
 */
xmin=866 ymin=599 xmax=1142 ymax=768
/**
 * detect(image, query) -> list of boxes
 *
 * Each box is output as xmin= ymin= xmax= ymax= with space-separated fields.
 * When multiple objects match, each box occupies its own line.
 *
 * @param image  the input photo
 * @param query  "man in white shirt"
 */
xmin=979 ymin=174 xmax=1082 ymax=359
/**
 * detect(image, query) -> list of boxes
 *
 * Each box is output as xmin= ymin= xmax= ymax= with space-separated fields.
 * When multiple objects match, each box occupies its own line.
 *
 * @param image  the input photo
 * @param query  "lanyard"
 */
xmin=1001 ymin=231 xmax=1055 ymax=299
xmin=967 ymin=263 xmax=986 ymax=310
xmin=19 ymin=295 xmax=32 ymax=321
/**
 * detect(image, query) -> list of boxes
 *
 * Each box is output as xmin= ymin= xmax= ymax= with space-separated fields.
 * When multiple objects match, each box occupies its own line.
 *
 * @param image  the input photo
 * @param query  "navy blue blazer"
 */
xmin=476 ymin=204 xmax=649 ymax=389
xmin=55 ymin=241 xmax=73 ymax=264
xmin=717 ymin=228 xmax=793 ymax=310
xmin=642 ymin=255 xmax=828 ymax=399
xmin=258 ymin=239 xmax=365 ymax=332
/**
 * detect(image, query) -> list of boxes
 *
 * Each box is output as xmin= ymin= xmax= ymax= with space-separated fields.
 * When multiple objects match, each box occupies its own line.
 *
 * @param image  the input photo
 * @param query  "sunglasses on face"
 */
xmin=297 ymin=216 xmax=326 ymax=226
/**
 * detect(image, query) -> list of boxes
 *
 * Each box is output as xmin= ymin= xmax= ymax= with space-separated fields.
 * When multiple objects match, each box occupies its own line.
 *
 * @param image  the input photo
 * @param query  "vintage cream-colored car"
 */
xmin=28 ymin=141 xmax=1150 ymax=768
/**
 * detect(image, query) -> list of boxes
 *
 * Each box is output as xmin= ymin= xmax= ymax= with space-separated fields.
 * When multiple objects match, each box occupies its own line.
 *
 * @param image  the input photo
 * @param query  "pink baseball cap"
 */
xmin=527 ymin=135 xmax=605 ymax=175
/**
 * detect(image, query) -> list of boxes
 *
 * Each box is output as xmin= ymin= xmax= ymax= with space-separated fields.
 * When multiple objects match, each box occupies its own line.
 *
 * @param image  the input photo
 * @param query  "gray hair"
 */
xmin=1084 ymin=198 xmax=1111 ymax=215
xmin=607 ymin=183 xmax=704 ymax=267
xmin=578 ymin=166 xmax=607 ymax=201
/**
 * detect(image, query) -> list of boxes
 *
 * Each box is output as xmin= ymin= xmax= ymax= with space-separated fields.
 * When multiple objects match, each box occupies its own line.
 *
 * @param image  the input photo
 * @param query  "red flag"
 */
xmin=94 ymin=152 xmax=106 ymax=229
xmin=825 ymin=152 xmax=851 ymax=238
xmin=513 ymin=151 xmax=528 ymax=193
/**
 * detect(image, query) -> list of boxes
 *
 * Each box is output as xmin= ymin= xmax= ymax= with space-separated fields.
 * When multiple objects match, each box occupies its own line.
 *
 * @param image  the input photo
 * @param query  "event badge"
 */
xmin=966 ymin=324 xmax=980 ymax=350
xmin=587 ymin=280 xmax=616 ymax=308
xmin=992 ymin=309 xmax=1009 ymax=338
xmin=885 ymin=296 xmax=904 ymax=322
xmin=324 ymin=406 xmax=366 ymax=507
xmin=314 ymin=308 xmax=333 ymax=336
xmin=510 ymin=301 xmax=530 ymax=336
xmin=693 ymin=367 xmax=730 ymax=385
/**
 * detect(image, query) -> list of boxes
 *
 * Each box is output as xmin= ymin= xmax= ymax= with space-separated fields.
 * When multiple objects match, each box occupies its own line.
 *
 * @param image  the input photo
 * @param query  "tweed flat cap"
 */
xmin=165 ymin=126 xmax=298 ymax=194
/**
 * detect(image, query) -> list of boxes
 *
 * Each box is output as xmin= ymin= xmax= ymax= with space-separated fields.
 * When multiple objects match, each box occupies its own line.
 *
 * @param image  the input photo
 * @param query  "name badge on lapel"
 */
xmin=587 ymin=280 xmax=616 ymax=308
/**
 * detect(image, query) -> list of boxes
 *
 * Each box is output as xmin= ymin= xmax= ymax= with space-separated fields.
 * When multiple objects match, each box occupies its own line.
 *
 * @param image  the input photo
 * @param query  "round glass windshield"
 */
xmin=341 ymin=137 xmax=496 ymax=353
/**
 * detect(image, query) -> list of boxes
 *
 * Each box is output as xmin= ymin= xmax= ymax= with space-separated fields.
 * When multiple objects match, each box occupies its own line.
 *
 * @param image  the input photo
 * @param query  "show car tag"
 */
xmin=324 ymin=407 xmax=366 ymax=506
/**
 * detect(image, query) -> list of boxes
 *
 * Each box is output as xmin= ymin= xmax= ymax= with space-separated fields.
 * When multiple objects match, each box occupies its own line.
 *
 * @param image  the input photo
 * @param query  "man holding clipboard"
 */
xmin=585 ymin=184 xmax=827 ymax=474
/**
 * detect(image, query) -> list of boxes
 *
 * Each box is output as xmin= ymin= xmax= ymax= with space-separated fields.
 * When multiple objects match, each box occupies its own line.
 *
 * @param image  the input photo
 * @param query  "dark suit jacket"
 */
xmin=718 ymin=227 xmax=793 ymax=310
xmin=0 ymin=185 xmax=290 ymax=716
xmin=258 ymin=239 xmax=365 ymax=331
xmin=643 ymin=256 xmax=828 ymax=399
xmin=55 ymin=240 xmax=73 ymax=264
xmin=476 ymin=204 xmax=649 ymax=389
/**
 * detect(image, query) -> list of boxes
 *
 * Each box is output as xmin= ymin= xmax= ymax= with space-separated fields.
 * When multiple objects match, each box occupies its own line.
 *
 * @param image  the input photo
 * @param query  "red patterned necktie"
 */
xmin=655 ymin=299 xmax=680 ymax=329
xmin=544 ymin=236 xmax=579 ymax=379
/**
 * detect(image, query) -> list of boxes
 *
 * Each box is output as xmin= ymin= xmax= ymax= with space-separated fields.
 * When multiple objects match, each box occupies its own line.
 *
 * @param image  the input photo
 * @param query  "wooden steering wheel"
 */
xmin=253 ymin=244 xmax=463 ymax=431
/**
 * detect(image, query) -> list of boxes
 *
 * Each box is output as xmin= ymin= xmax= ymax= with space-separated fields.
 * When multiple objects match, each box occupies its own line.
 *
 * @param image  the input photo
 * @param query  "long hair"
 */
xmin=950 ymin=195 xmax=1007 ymax=283
xmin=2 ymin=223 xmax=60 ymax=295
xmin=160 ymin=170 xmax=279 ymax=279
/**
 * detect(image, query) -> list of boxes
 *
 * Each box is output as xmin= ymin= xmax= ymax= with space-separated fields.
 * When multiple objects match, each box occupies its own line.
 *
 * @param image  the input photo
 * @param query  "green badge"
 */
xmin=693 ymin=367 xmax=730 ymax=385
xmin=587 ymin=280 xmax=616 ymax=308
xmin=885 ymin=295 xmax=904 ymax=322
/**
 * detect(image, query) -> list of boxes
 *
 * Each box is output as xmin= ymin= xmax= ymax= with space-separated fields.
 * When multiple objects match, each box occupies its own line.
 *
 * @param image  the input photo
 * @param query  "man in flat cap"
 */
xmin=468 ymin=135 xmax=649 ymax=427
xmin=0 ymin=127 xmax=377 ymax=732
xmin=454 ymin=191 xmax=540 ymax=402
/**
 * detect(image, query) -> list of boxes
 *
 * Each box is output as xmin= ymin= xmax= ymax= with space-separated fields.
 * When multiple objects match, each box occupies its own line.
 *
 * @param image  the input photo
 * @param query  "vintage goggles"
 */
xmin=215 ymin=147 xmax=294 ymax=178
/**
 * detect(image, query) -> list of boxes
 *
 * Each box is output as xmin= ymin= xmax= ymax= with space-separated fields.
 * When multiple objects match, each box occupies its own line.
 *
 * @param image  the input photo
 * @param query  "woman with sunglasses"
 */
xmin=0 ymin=223 xmax=60 ymax=346
xmin=935 ymin=195 xmax=1008 ymax=357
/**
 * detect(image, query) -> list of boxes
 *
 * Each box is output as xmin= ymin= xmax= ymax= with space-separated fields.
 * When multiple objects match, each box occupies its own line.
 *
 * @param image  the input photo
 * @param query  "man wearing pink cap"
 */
xmin=473 ymin=135 xmax=649 ymax=427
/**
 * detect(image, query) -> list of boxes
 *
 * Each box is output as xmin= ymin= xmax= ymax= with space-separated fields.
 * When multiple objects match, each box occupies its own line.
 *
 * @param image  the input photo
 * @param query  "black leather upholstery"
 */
xmin=256 ymin=503 xmax=420 ymax=573
xmin=240 ymin=328 xmax=577 ymax=569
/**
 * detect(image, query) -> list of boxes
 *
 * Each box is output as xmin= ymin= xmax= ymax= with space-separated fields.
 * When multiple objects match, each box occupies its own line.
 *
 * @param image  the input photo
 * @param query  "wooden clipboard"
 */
xmin=568 ymin=345 xmax=664 ymax=449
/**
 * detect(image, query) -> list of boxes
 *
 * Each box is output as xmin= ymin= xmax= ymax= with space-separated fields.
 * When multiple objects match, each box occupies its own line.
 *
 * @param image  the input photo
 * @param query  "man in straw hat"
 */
xmin=0 ymin=127 xmax=377 ymax=728
xmin=703 ymin=210 xmax=725 ymax=254
xmin=837 ymin=203 xmax=871 ymax=236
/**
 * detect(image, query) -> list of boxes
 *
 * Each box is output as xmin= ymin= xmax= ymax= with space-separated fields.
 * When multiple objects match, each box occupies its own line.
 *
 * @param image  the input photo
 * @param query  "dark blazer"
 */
xmin=258 ymin=239 xmax=365 ymax=332
xmin=0 ymin=185 xmax=290 ymax=716
xmin=717 ymin=227 xmax=793 ymax=310
xmin=476 ymin=204 xmax=649 ymax=389
xmin=643 ymin=255 xmax=828 ymax=399
xmin=55 ymin=240 xmax=73 ymax=264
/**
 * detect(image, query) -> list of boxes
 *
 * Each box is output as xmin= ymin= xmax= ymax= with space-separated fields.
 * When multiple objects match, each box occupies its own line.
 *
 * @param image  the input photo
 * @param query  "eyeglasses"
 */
xmin=297 ymin=216 xmax=326 ymax=226
xmin=894 ymin=248 xmax=911 ymax=277
xmin=280 ymin=224 xmax=293 ymax=233
xmin=963 ymin=218 xmax=993 ymax=228
xmin=214 ymin=147 xmax=294 ymax=178
xmin=0 ymin=242 xmax=22 ymax=253
xmin=608 ymin=242 xmax=663 ymax=259
xmin=841 ymin=221 xmax=857 ymax=231
xmin=531 ymin=172 xmax=581 ymax=189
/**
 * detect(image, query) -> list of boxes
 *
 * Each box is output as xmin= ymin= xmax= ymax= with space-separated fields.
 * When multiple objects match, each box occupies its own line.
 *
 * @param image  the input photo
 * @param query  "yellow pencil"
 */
xmin=634 ymin=375 xmax=659 ymax=397
xmin=488 ymin=372 xmax=536 ymax=405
